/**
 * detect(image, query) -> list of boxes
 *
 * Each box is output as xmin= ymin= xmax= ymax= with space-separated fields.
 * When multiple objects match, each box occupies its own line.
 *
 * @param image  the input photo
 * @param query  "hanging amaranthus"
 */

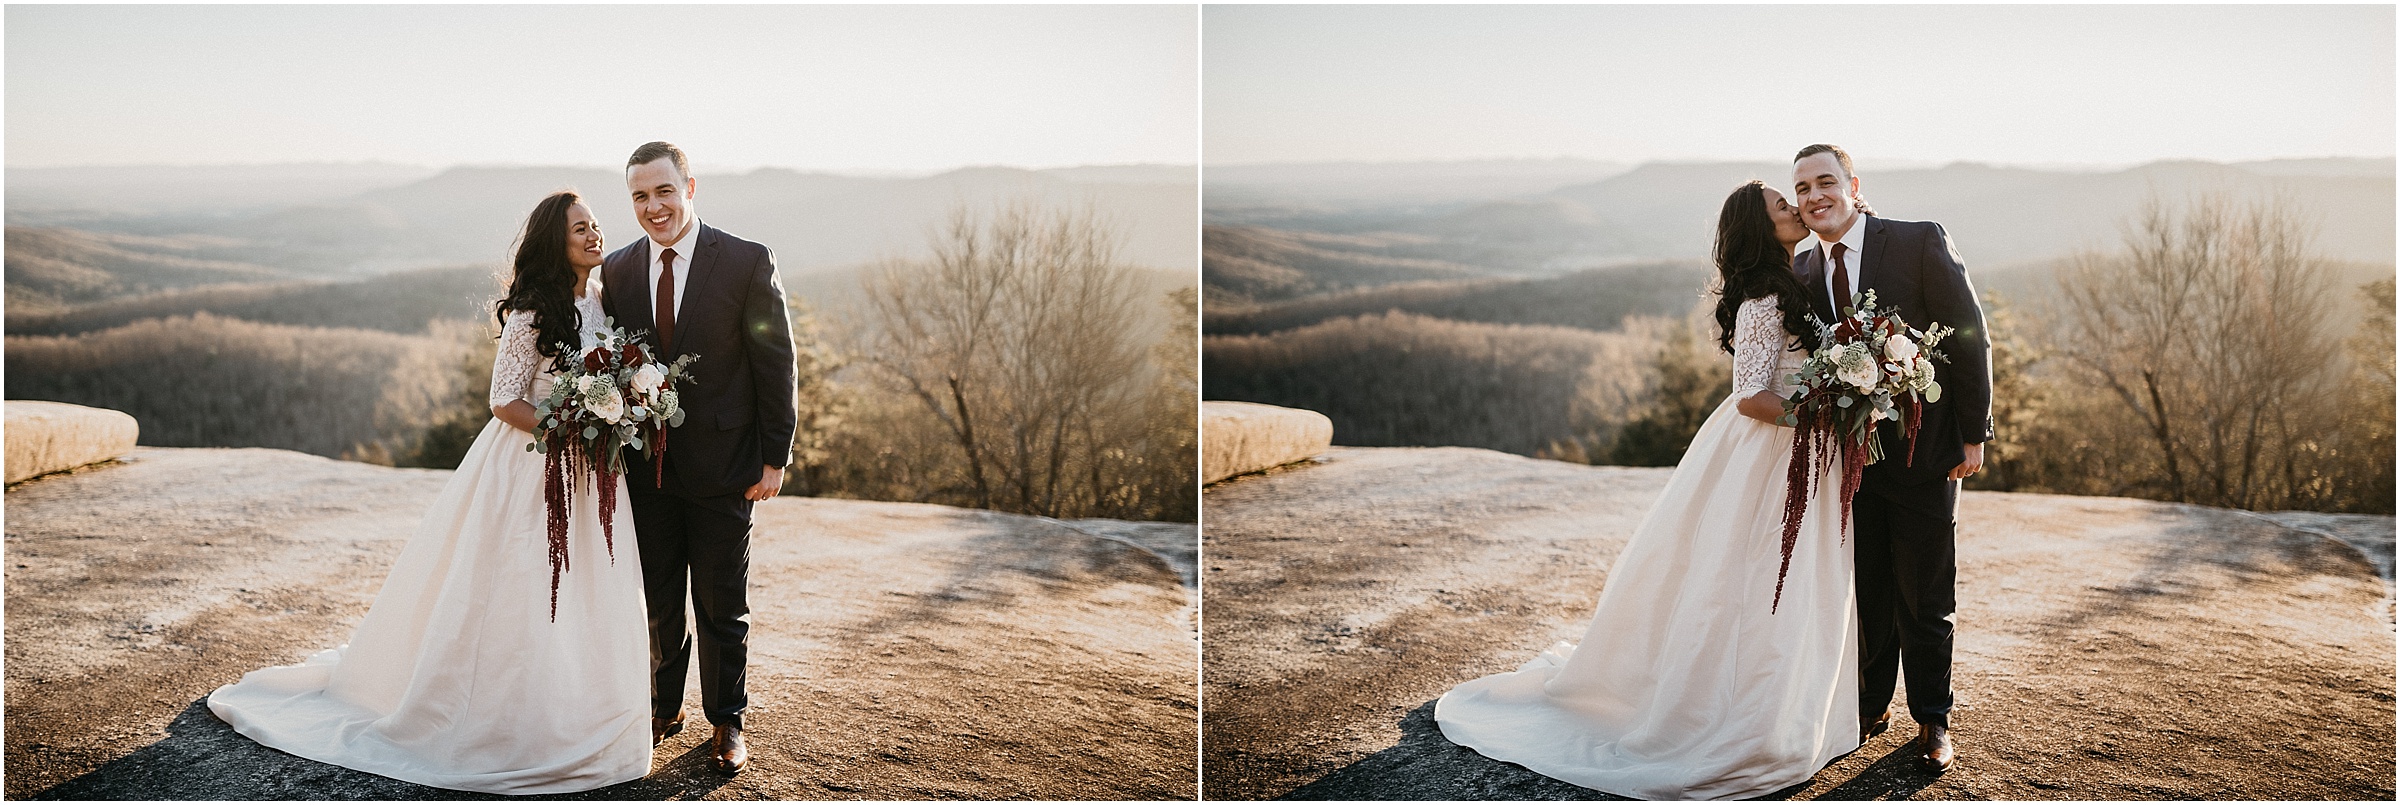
xmin=1772 ymin=289 xmax=1952 ymax=613
xmin=529 ymin=323 xmax=698 ymax=621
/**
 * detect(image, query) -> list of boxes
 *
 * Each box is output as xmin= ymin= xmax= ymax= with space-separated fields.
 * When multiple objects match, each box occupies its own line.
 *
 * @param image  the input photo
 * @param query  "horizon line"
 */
xmin=1204 ymin=155 xmax=2397 ymax=172
xmin=4 ymin=160 xmax=1202 ymax=178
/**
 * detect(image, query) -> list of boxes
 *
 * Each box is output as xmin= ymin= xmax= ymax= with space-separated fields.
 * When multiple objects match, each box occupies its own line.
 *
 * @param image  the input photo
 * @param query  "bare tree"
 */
xmin=860 ymin=200 xmax=1154 ymax=518
xmin=2056 ymin=191 xmax=2344 ymax=510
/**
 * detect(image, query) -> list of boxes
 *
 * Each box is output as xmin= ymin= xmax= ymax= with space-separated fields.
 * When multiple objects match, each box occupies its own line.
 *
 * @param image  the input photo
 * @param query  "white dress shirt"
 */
xmin=645 ymin=219 xmax=700 ymax=325
xmin=1817 ymin=214 xmax=1870 ymax=307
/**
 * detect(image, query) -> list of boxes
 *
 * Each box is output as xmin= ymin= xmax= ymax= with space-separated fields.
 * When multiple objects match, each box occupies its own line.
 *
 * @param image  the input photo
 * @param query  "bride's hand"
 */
xmin=1736 ymin=391 xmax=1786 ymax=426
xmin=492 ymin=400 xmax=541 ymax=433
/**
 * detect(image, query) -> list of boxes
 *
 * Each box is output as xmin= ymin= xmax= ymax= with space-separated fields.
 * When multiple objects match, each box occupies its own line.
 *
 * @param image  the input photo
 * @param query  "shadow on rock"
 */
xmin=2038 ymin=505 xmax=2381 ymax=640
xmin=1277 ymin=699 xmax=1937 ymax=802
xmin=1811 ymin=745 xmax=1940 ymax=801
xmin=1282 ymin=700 xmax=1618 ymax=801
xmin=852 ymin=511 xmax=1182 ymax=636
xmin=31 ymin=698 xmax=735 ymax=801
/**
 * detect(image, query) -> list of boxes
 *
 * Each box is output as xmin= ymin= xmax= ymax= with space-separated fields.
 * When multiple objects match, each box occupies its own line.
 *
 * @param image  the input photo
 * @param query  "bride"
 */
xmin=207 ymin=191 xmax=654 ymax=794
xmin=1434 ymin=180 xmax=1858 ymax=800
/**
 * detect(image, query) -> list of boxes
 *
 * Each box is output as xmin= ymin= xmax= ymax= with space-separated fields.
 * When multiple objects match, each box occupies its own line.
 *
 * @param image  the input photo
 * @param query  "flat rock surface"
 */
xmin=1201 ymin=446 xmax=2395 ymax=801
xmin=6 ymin=447 xmax=1196 ymax=800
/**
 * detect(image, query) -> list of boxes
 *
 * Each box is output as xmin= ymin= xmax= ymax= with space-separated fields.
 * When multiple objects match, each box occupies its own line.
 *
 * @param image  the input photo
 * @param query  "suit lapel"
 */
xmin=1859 ymin=216 xmax=1889 ymax=308
xmin=621 ymin=239 xmax=660 ymax=346
xmin=1795 ymin=245 xmax=1834 ymax=324
xmin=669 ymin=223 xmax=719 ymax=357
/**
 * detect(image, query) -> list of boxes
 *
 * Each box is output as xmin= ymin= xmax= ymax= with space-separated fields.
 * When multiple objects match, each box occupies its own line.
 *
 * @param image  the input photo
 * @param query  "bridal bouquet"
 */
xmin=1769 ymin=289 xmax=1952 ymax=611
xmin=526 ymin=321 xmax=697 ymax=618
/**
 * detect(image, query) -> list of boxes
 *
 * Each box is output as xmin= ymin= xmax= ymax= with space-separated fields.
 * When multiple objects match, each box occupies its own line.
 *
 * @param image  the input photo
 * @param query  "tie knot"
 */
xmin=1830 ymin=243 xmax=1848 ymax=260
xmin=661 ymin=247 xmax=678 ymax=268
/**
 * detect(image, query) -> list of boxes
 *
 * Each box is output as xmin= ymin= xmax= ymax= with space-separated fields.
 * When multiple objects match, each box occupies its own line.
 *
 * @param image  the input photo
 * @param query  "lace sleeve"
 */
xmin=1730 ymin=295 xmax=1788 ymax=397
xmin=488 ymin=310 xmax=542 ymax=409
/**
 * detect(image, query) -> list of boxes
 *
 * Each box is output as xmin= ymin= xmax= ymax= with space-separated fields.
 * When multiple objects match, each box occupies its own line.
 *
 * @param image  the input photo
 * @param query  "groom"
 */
xmin=601 ymin=141 xmax=799 ymax=774
xmin=1789 ymin=144 xmax=1991 ymax=773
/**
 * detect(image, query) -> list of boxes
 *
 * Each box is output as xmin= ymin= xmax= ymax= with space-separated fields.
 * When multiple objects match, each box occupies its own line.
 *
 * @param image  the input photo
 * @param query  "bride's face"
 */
xmin=1760 ymin=188 xmax=1808 ymax=250
xmin=564 ymin=202 xmax=605 ymax=270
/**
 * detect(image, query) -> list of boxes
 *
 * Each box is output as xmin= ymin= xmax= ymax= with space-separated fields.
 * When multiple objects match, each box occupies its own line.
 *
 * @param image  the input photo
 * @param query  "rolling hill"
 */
xmin=1203 ymin=225 xmax=1488 ymax=307
xmin=6 ymin=162 xmax=1199 ymax=278
xmin=1203 ymin=260 xmax=1709 ymax=336
xmin=1210 ymin=158 xmax=2393 ymax=280
xmin=3 ymin=227 xmax=291 ymax=315
xmin=5 ymin=264 xmax=499 ymax=337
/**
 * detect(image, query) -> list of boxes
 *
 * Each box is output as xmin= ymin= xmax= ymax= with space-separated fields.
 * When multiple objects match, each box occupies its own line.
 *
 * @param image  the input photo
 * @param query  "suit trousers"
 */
xmin=1854 ymin=471 xmax=1958 ymax=731
xmin=630 ymin=490 xmax=753 ymax=730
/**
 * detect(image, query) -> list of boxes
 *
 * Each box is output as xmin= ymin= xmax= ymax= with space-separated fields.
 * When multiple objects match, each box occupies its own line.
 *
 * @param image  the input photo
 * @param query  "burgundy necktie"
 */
xmin=1829 ymin=243 xmax=1851 ymax=311
xmin=655 ymin=247 xmax=677 ymax=351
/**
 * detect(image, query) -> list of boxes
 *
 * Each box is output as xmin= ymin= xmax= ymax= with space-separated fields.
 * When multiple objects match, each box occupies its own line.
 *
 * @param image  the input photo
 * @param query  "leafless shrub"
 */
xmin=2039 ymin=191 xmax=2389 ymax=512
xmin=835 ymin=201 xmax=1194 ymax=521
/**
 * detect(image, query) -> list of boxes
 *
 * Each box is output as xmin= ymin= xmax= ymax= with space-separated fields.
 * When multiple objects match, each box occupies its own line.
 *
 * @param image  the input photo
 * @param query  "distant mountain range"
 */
xmin=1209 ymin=157 xmax=2395 ymax=276
xmin=3 ymin=226 xmax=287 ymax=315
xmin=7 ymin=162 xmax=1197 ymax=276
xmin=1206 ymin=158 xmax=1630 ymax=211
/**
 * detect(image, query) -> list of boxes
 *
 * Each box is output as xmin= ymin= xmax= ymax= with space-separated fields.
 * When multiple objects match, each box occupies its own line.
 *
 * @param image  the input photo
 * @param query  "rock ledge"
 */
xmin=1202 ymin=401 xmax=1333 ymax=484
xmin=5 ymin=401 xmax=139 ymax=484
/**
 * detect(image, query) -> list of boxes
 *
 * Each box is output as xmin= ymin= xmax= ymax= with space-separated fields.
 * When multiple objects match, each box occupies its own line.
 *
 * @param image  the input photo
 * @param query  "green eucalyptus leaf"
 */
xmin=583 ymin=426 xmax=599 ymax=440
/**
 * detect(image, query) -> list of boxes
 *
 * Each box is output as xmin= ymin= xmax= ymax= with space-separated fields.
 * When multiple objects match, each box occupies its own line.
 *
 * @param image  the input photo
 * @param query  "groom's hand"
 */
xmin=745 ymin=465 xmax=784 ymax=501
xmin=1950 ymin=442 xmax=1985 ymax=481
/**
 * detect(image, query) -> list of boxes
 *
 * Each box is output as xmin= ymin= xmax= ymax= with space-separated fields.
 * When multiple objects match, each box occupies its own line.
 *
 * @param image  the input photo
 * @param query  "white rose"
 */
xmin=631 ymin=364 xmax=665 ymax=396
xmin=588 ymin=392 xmax=625 ymax=424
xmin=1835 ymin=344 xmax=1881 ymax=391
xmin=1884 ymin=334 xmax=1919 ymax=364
xmin=576 ymin=375 xmax=600 ymax=396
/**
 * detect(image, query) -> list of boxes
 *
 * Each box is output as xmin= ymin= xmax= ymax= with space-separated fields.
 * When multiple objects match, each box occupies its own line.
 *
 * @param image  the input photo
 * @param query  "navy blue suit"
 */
xmin=599 ymin=220 xmax=797 ymax=730
xmin=1794 ymin=215 xmax=1992 ymax=731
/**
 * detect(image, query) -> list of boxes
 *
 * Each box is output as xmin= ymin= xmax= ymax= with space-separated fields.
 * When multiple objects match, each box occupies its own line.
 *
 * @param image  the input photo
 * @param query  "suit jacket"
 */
xmin=1792 ymin=215 xmax=1994 ymax=485
xmin=600 ymin=221 xmax=799 ymax=499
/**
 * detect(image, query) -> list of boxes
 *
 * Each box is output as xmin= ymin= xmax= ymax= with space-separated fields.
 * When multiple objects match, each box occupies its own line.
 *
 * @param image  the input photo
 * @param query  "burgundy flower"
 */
xmin=583 ymin=346 xmax=609 ymax=372
xmin=620 ymin=342 xmax=646 ymax=368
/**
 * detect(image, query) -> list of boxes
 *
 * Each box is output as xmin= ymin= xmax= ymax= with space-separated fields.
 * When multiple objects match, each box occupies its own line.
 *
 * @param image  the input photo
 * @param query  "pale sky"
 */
xmin=7 ymin=4 xmax=1198 ymax=172
xmin=1205 ymin=4 xmax=2395 ymax=166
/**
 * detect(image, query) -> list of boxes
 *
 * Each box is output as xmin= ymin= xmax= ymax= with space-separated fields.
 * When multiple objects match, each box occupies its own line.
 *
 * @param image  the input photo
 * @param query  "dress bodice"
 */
xmin=490 ymin=280 xmax=610 ymax=409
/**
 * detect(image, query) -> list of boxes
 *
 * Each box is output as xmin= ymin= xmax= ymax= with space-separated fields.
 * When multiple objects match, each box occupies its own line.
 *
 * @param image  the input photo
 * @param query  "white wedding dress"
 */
xmin=208 ymin=282 xmax=654 ymax=794
xmin=1435 ymin=295 xmax=1860 ymax=800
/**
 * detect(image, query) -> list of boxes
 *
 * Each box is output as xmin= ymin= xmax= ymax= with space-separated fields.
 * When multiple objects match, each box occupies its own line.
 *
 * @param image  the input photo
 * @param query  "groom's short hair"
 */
xmin=1794 ymin=143 xmax=1854 ymax=180
xmin=627 ymin=141 xmax=691 ymax=180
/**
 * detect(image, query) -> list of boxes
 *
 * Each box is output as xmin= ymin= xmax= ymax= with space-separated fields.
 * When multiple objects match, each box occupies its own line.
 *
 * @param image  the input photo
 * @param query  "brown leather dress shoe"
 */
xmin=711 ymin=724 xmax=748 ymax=773
xmin=652 ymin=710 xmax=686 ymax=747
xmin=1915 ymin=722 xmax=1955 ymax=773
xmin=1861 ymin=708 xmax=1892 ymax=743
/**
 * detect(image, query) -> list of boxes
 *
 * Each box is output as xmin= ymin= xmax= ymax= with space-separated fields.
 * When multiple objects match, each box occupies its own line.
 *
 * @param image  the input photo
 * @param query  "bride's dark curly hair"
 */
xmin=1711 ymin=180 xmax=1818 ymax=355
xmin=494 ymin=191 xmax=586 ymax=373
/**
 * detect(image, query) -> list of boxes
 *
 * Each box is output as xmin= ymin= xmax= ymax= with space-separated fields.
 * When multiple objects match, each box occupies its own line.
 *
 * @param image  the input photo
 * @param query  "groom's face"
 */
xmin=628 ymin=158 xmax=697 ymax=244
xmin=1792 ymin=153 xmax=1858 ymax=237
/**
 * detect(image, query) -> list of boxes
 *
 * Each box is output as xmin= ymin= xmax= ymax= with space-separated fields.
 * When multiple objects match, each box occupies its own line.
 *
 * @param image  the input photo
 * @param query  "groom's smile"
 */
xmin=1792 ymin=150 xmax=1859 ymax=237
xmin=627 ymin=157 xmax=698 ymax=245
